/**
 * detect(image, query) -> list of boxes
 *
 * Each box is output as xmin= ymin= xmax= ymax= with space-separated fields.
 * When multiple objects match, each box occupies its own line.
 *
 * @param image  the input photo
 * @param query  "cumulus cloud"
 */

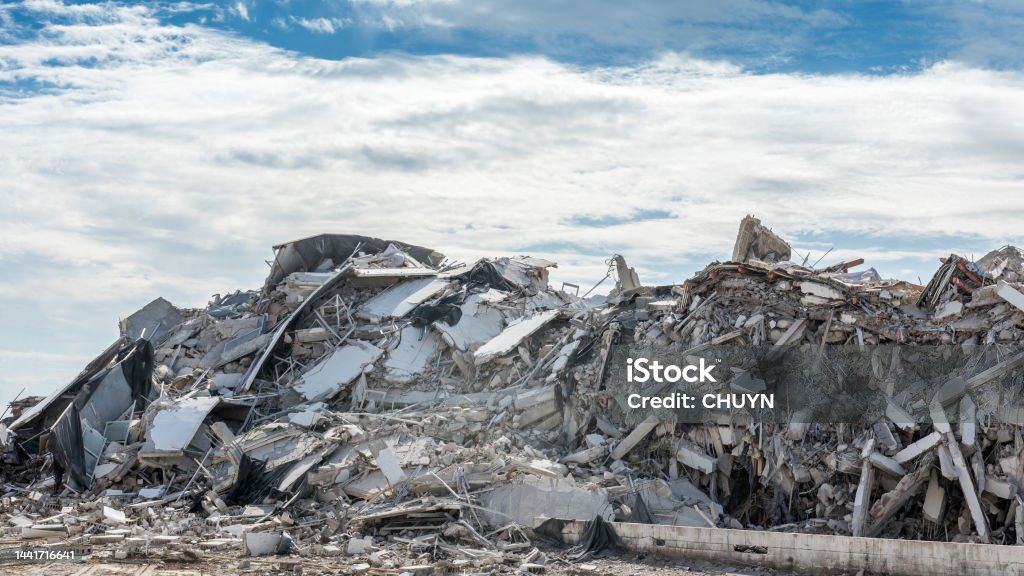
xmin=0 ymin=2 xmax=1023 ymax=407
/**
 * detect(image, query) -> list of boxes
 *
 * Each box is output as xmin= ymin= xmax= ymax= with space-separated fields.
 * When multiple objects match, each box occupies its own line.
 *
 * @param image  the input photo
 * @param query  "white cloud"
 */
xmin=1 ymin=3 xmax=1023 ymax=407
xmin=292 ymin=16 xmax=350 ymax=34
xmin=913 ymin=0 xmax=1024 ymax=69
xmin=234 ymin=1 xmax=248 ymax=21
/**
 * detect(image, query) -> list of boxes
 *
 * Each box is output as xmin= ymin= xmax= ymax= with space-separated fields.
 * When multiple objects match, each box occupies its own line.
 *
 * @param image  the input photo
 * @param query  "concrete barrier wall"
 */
xmin=559 ymin=521 xmax=1024 ymax=576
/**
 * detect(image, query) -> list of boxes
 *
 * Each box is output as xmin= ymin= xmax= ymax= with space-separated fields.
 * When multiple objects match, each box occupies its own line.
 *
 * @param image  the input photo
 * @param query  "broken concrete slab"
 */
xmin=893 ymin=431 xmax=942 ymax=464
xmin=474 ymin=310 xmax=559 ymax=365
xmin=732 ymin=215 xmax=791 ymax=263
xmin=923 ymin=471 xmax=945 ymax=523
xmin=997 ymin=280 xmax=1024 ymax=313
xmin=383 ymin=325 xmax=442 ymax=383
xmin=480 ymin=477 xmax=610 ymax=527
xmin=139 ymin=396 xmax=220 ymax=463
xmin=676 ymin=441 xmax=716 ymax=474
xmin=293 ymin=341 xmax=383 ymax=402
xmin=609 ymin=415 xmax=659 ymax=460
xmin=121 ymin=297 xmax=183 ymax=346
xmin=945 ymin=431 xmax=990 ymax=542
xmin=357 ymin=277 xmax=450 ymax=321
xmin=433 ymin=290 xmax=507 ymax=352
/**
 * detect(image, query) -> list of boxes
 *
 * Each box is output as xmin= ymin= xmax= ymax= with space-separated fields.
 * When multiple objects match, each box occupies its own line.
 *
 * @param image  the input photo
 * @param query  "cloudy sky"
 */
xmin=1 ymin=0 xmax=1023 ymax=410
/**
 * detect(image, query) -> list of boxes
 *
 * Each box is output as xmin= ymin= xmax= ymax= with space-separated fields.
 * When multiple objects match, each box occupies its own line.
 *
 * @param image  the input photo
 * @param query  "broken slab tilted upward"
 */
xmin=610 ymin=415 xmax=660 ymax=460
xmin=474 ymin=310 xmax=560 ymax=365
xmin=139 ymin=396 xmax=220 ymax=464
xmin=357 ymin=277 xmax=450 ymax=321
xmin=293 ymin=341 xmax=383 ymax=402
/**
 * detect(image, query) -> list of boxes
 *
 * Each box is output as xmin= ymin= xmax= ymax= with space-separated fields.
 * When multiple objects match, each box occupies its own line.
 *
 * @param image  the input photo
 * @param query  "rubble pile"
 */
xmin=4 ymin=221 xmax=1024 ymax=570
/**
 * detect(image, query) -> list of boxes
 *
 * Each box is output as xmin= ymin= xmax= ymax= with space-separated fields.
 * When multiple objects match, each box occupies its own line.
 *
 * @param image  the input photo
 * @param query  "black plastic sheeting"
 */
xmin=630 ymin=493 xmax=654 ymax=524
xmin=49 ymin=338 xmax=155 ymax=488
xmin=226 ymin=454 xmax=292 ymax=506
xmin=565 ymin=515 xmax=624 ymax=561
xmin=409 ymin=291 xmax=463 ymax=328
xmin=534 ymin=516 xmax=624 ymax=562
xmin=49 ymin=404 xmax=85 ymax=487
xmin=533 ymin=517 xmax=570 ymax=545
xmin=460 ymin=260 xmax=523 ymax=293
xmin=118 ymin=339 xmax=155 ymax=401
xmin=264 ymin=234 xmax=445 ymax=291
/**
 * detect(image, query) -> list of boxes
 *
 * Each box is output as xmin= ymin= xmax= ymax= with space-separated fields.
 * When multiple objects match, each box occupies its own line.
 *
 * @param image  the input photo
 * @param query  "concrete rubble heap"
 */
xmin=4 ymin=222 xmax=1024 ymax=571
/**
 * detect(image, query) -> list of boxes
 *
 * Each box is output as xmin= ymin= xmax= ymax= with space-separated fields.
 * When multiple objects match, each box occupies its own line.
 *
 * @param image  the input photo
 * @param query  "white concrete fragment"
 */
xmin=934 ymin=300 xmax=963 ymax=320
xmin=139 ymin=487 xmax=165 ymax=499
xmin=959 ymin=395 xmax=976 ymax=448
xmin=375 ymin=447 xmax=408 ymax=486
xmin=869 ymin=452 xmax=907 ymax=477
xmin=102 ymin=506 xmax=126 ymax=525
xmin=358 ymin=278 xmax=449 ymax=320
xmin=930 ymin=402 xmax=952 ymax=434
xmin=945 ymin=431 xmax=990 ymax=542
xmin=561 ymin=445 xmax=607 ymax=464
xmin=923 ymin=472 xmax=945 ymax=523
xmin=997 ymin=280 xmax=1024 ymax=313
xmin=893 ymin=431 xmax=941 ymax=464
xmin=294 ymin=341 xmax=383 ymax=402
xmin=143 ymin=396 xmax=220 ymax=454
xmin=933 ymin=377 xmax=967 ymax=408
xmin=474 ymin=310 xmax=559 ymax=365
xmin=346 ymin=536 xmax=373 ymax=555
xmin=244 ymin=532 xmax=283 ymax=557
xmin=676 ymin=442 xmax=716 ymax=474
xmin=984 ymin=477 xmax=1014 ymax=500
xmin=799 ymin=282 xmax=844 ymax=301
xmin=937 ymin=445 xmax=957 ymax=480
xmin=294 ymin=327 xmax=331 ymax=343
xmin=286 ymin=402 xmax=326 ymax=428
xmin=886 ymin=400 xmax=916 ymax=431
xmin=773 ymin=318 xmax=806 ymax=347
xmin=609 ymin=415 xmax=659 ymax=460
xmin=852 ymin=455 xmax=876 ymax=538
xmin=480 ymin=477 xmax=610 ymax=527
xmin=434 ymin=290 xmax=507 ymax=352
xmin=383 ymin=325 xmax=441 ymax=383
xmin=21 ymin=525 xmax=67 ymax=539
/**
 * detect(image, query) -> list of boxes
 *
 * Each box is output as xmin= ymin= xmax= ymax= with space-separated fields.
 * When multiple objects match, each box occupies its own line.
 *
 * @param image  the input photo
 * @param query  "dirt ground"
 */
xmin=0 ymin=554 xmax=791 ymax=576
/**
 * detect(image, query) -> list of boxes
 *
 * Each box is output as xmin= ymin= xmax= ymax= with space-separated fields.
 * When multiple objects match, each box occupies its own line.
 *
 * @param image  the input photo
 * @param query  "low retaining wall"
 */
xmin=558 ymin=521 xmax=1024 ymax=575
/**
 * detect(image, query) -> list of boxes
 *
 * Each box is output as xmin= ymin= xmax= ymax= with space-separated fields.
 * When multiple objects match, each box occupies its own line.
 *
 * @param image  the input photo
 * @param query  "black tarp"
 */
xmin=533 ymin=516 xmax=624 ymax=562
xmin=118 ymin=339 xmax=155 ymax=401
xmin=461 ymin=260 xmax=523 ymax=292
xmin=409 ymin=291 xmax=463 ymax=327
xmin=533 ymin=517 xmax=570 ymax=545
xmin=48 ymin=339 xmax=155 ymax=488
xmin=226 ymin=453 xmax=291 ymax=506
xmin=630 ymin=493 xmax=654 ymax=524
xmin=565 ymin=515 xmax=623 ymax=561
xmin=50 ymin=403 xmax=85 ymax=487
xmin=264 ymin=234 xmax=445 ymax=291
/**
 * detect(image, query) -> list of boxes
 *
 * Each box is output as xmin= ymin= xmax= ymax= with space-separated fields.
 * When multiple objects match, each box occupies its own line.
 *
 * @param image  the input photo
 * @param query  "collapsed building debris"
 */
xmin=4 ymin=224 xmax=1024 ymax=573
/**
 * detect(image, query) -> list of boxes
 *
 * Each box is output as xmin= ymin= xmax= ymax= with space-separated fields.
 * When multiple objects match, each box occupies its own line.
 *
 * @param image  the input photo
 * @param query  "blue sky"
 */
xmin=1 ymin=0 xmax=1023 ymax=410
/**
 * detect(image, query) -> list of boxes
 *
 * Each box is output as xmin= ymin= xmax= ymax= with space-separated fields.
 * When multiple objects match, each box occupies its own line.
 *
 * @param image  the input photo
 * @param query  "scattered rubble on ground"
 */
xmin=4 ymin=220 xmax=1024 ymax=572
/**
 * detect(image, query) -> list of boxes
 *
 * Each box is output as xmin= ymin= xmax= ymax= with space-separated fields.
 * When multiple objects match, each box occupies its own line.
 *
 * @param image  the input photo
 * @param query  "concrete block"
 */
xmin=610 ymin=415 xmax=660 ymax=460
xmin=894 ymin=431 xmax=941 ymax=464
xmin=923 ymin=472 xmax=945 ymax=523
